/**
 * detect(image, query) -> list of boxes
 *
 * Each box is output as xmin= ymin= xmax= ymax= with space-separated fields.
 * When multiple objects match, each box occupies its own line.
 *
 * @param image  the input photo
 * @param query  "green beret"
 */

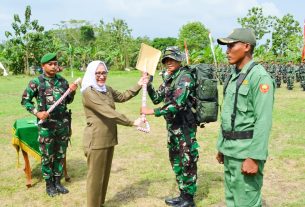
xmin=40 ymin=53 xmax=57 ymax=64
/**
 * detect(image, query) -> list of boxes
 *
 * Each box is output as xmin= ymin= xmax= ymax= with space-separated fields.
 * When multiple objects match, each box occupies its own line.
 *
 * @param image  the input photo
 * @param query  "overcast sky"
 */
xmin=0 ymin=0 xmax=304 ymax=43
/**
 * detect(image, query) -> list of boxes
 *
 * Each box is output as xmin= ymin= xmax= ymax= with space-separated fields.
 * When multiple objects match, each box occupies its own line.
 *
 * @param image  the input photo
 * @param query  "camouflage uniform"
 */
xmin=275 ymin=64 xmax=282 ymax=88
xmin=147 ymin=66 xmax=199 ymax=197
xmin=282 ymin=64 xmax=287 ymax=83
xmin=286 ymin=64 xmax=295 ymax=90
xmin=268 ymin=63 xmax=276 ymax=80
xmin=295 ymin=64 xmax=300 ymax=82
xmin=21 ymin=73 xmax=75 ymax=180
xmin=299 ymin=63 xmax=305 ymax=91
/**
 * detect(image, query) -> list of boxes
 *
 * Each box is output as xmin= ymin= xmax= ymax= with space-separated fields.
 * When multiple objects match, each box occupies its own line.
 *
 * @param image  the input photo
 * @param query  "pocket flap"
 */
xmin=238 ymin=86 xmax=249 ymax=95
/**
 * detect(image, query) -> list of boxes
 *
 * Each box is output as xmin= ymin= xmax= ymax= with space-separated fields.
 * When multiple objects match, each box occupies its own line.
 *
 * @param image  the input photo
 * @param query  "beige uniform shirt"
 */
xmin=82 ymin=84 xmax=141 ymax=149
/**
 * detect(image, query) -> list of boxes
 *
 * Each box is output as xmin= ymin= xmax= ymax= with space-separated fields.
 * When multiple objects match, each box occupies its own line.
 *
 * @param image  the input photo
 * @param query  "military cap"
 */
xmin=40 ymin=53 xmax=57 ymax=64
xmin=217 ymin=28 xmax=256 ymax=46
xmin=161 ymin=46 xmax=185 ymax=64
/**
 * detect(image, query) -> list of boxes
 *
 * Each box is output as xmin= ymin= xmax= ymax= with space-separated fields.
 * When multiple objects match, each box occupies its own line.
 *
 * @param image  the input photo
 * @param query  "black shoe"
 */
xmin=165 ymin=196 xmax=183 ymax=206
xmin=46 ymin=179 xmax=58 ymax=197
xmin=174 ymin=199 xmax=195 ymax=207
xmin=54 ymin=176 xmax=69 ymax=194
xmin=174 ymin=193 xmax=195 ymax=207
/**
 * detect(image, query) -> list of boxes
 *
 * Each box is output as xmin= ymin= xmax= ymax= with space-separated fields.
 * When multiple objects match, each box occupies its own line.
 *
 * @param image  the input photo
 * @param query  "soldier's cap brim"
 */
xmin=161 ymin=55 xmax=182 ymax=64
xmin=217 ymin=28 xmax=256 ymax=46
xmin=217 ymin=38 xmax=239 ymax=45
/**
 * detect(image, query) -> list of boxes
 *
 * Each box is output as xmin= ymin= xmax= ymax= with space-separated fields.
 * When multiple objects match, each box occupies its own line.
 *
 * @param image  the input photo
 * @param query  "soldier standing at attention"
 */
xmin=275 ymin=63 xmax=282 ymax=88
xmin=299 ymin=62 xmax=305 ymax=91
xmin=21 ymin=53 xmax=78 ymax=197
xmin=286 ymin=62 xmax=295 ymax=90
xmin=216 ymin=28 xmax=275 ymax=206
xmin=142 ymin=46 xmax=199 ymax=207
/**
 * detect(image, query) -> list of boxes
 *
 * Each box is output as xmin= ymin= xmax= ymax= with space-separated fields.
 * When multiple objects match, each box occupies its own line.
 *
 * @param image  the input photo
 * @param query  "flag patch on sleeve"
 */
xmin=260 ymin=84 xmax=269 ymax=93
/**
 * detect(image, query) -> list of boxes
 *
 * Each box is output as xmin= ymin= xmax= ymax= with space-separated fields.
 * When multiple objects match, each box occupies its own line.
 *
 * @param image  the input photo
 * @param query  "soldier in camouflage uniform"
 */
xmin=295 ymin=63 xmax=300 ymax=82
xmin=275 ymin=63 xmax=282 ymax=88
xmin=286 ymin=62 xmax=295 ymax=90
xmin=299 ymin=62 xmax=305 ymax=91
xmin=281 ymin=63 xmax=288 ymax=84
xmin=142 ymin=46 xmax=198 ymax=207
xmin=268 ymin=61 xmax=276 ymax=80
xmin=21 ymin=53 xmax=78 ymax=197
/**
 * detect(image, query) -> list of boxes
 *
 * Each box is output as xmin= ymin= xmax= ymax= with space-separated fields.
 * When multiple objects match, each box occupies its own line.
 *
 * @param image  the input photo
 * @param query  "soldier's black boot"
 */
xmin=54 ymin=176 xmax=69 ymax=194
xmin=165 ymin=194 xmax=183 ymax=206
xmin=46 ymin=179 xmax=58 ymax=197
xmin=174 ymin=193 xmax=195 ymax=207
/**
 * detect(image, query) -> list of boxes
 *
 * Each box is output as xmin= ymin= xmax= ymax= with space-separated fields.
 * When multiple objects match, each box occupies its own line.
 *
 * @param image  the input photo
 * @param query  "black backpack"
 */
xmin=174 ymin=63 xmax=219 ymax=127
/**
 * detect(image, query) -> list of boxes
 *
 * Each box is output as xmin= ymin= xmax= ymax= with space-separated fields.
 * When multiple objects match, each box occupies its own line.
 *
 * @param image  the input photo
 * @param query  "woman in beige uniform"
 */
xmin=81 ymin=60 xmax=147 ymax=207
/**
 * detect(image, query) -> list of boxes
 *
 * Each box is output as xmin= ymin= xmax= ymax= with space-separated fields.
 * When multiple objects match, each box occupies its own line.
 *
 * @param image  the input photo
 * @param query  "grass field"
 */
xmin=0 ymin=70 xmax=304 ymax=207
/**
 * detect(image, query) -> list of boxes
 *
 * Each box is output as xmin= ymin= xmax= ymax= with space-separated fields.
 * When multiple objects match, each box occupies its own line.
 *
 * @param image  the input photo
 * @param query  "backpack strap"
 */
xmin=230 ymin=62 xmax=257 ymax=131
xmin=223 ymin=73 xmax=232 ymax=97
xmin=38 ymin=74 xmax=47 ymax=112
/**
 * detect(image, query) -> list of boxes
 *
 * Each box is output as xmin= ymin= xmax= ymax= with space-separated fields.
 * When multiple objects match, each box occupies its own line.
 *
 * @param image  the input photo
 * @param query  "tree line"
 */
xmin=0 ymin=5 xmax=303 ymax=75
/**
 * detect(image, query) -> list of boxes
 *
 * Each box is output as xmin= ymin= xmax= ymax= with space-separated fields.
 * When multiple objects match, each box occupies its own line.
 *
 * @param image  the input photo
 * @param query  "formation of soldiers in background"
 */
xmin=214 ymin=62 xmax=305 ymax=91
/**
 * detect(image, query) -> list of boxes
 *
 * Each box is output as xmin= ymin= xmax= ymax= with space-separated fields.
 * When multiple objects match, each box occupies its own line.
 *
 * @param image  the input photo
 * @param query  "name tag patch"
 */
xmin=242 ymin=80 xmax=249 ymax=85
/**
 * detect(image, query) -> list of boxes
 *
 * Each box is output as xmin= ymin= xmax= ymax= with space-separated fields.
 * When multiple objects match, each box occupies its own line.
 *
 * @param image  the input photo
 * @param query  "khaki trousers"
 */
xmin=86 ymin=147 xmax=114 ymax=207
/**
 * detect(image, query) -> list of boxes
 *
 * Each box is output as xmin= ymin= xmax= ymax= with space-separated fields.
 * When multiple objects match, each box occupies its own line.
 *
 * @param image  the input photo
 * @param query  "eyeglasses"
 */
xmin=95 ymin=72 xmax=108 ymax=77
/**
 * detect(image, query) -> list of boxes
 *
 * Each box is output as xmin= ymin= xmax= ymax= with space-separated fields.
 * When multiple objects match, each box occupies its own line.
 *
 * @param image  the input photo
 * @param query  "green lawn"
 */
xmin=0 ymin=70 xmax=304 ymax=207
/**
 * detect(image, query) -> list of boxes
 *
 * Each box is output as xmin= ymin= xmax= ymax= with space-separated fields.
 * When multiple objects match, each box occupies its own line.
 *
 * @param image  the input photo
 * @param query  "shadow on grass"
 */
xmin=105 ymin=171 xmax=224 ymax=206
xmin=196 ymin=170 xmax=223 ymax=201
xmin=30 ymin=157 xmax=87 ymax=186
xmin=106 ymin=178 xmax=170 ymax=207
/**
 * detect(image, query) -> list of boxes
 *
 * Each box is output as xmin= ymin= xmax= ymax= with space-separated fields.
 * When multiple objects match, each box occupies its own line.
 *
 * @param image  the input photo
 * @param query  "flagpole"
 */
xmin=209 ymin=32 xmax=217 ymax=68
xmin=184 ymin=39 xmax=190 ymax=65
xmin=302 ymin=19 xmax=305 ymax=62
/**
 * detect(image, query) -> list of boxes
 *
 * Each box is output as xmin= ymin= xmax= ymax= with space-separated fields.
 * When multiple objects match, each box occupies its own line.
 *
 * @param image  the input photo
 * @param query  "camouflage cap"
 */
xmin=40 ymin=53 xmax=57 ymax=64
xmin=217 ymin=28 xmax=256 ymax=46
xmin=161 ymin=46 xmax=185 ymax=64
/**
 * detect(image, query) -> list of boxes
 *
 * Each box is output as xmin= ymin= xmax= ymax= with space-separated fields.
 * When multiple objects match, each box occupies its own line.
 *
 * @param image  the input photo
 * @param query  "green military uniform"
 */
xmin=148 ymin=67 xmax=199 ymax=197
xmin=295 ymin=64 xmax=300 ymax=82
xmin=299 ymin=63 xmax=305 ymax=91
xmin=217 ymin=28 xmax=275 ymax=207
xmin=268 ymin=63 xmax=276 ymax=80
xmin=286 ymin=64 xmax=295 ymax=90
xmin=148 ymin=68 xmax=199 ymax=196
xmin=217 ymin=61 xmax=275 ymax=206
xmin=281 ymin=64 xmax=287 ymax=83
xmin=21 ymin=73 xmax=75 ymax=180
xmin=275 ymin=64 xmax=282 ymax=88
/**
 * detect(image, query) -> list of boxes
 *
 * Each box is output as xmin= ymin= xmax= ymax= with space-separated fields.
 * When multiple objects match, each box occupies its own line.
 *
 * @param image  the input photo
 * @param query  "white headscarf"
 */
xmin=80 ymin=60 xmax=108 ymax=93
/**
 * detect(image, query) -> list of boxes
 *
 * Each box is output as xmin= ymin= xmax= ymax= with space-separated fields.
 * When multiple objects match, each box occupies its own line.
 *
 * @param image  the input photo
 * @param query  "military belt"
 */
xmin=222 ymin=130 xmax=253 ymax=140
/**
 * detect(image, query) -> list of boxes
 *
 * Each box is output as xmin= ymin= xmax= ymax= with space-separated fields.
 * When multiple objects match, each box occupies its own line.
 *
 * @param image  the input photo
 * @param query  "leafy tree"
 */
xmin=95 ymin=18 xmax=135 ymax=70
xmin=53 ymin=19 xmax=89 ymax=45
xmin=152 ymin=37 xmax=177 ymax=51
xmin=271 ymin=14 xmax=302 ymax=57
xmin=254 ymin=44 xmax=275 ymax=62
xmin=237 ymin=7 xmax=273 ymax=41
xmin=177 ymin=22 xmax=209 ymax=52
xmin=4 ymin=5 xmax=45 ymax=74
xmin=190 ymin=45 xmax=226 ymax=64
xmin=80 ymin=25 xmax=95 ymax=44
